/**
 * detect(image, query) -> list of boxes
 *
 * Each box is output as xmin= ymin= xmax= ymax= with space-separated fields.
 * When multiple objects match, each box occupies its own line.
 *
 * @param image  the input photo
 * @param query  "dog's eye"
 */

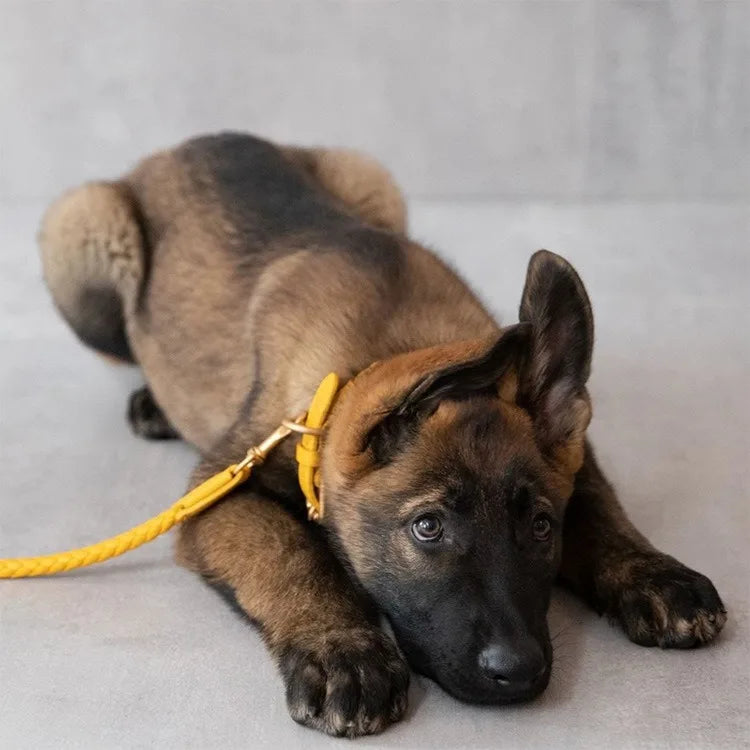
xmin=412 ymin=515 xmax=443 ymax=542
xmin=532 ymin=513 xmax=552 ymax=542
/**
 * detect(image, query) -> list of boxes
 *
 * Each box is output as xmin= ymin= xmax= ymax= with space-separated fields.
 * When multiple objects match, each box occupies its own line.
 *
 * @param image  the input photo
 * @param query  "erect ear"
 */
xmin=518 ymin=250 xmax=594 ymax=475
xmin=332 ymin=325 xmax=531 ymax=468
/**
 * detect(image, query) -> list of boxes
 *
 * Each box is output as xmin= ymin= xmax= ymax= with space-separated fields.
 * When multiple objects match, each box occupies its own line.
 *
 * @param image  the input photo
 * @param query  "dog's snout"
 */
xmin=478 ymin=638 xmax=546 ymax=691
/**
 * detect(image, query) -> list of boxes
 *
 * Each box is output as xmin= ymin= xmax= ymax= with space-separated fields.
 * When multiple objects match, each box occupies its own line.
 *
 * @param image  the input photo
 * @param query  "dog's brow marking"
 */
xmin=398 ymin=490 xmax=446 ymax=520
xmin=537 ymin=495 xmax=555 ymax=513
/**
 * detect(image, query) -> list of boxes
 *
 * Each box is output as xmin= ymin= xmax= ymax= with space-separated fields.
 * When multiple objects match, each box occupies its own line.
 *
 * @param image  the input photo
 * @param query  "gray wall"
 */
xmin=1 ymin=0 xmax=748 ymax=201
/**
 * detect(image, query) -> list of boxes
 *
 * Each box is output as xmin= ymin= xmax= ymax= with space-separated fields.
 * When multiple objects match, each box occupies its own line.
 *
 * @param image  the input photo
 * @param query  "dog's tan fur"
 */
xmin=39 ymin=133 xmax=726 ymax=738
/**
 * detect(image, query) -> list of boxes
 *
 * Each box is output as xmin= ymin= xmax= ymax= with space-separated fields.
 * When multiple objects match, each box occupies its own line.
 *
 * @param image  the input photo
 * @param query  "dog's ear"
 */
xmin=365 ymin=324 xmax=531 ymax=464
xmin=518 ymin=250 xmax=594 ymax=474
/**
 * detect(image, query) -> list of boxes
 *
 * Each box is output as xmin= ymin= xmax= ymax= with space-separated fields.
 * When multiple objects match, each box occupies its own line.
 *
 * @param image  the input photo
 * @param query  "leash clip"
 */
xmin=231 ymin=413 xmax=308 ymax=476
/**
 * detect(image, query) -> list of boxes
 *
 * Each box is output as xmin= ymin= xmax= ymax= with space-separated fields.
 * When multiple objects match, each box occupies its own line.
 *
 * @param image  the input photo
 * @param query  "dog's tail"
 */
xmin=38 ymin=182 xmax=144 ymax=363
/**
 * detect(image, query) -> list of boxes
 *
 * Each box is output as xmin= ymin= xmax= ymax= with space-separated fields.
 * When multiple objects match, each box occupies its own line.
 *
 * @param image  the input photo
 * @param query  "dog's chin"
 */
xmin=412 ymin=657 xmax=552 ymax=706
xmin=440 ymin=667 xmax=551 ymax=705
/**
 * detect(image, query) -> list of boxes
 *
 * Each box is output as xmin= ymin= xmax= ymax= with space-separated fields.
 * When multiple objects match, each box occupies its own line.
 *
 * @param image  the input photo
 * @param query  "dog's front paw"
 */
xmin=279 ymin=627 xmax=410 ymax=738
xmin=608 ymin=554 xmax=726 ymax=648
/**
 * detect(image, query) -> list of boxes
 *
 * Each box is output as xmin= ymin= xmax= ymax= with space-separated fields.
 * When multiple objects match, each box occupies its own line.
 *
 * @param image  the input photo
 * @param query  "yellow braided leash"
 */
xmin=0 ymin=373 xmax=340 ymax=579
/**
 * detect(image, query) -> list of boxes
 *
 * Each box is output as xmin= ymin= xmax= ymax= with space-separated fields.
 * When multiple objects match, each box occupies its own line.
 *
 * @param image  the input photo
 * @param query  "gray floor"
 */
xmin=1 ymin=199 xmax=748 ymax=749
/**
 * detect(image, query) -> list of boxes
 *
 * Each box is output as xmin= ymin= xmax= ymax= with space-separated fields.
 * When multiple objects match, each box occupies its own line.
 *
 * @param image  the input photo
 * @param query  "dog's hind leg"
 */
xmin=559 ymin=441 xmax=727 ymax=648
xmin=127 ymin=386 xmax=180 ymax=440
xmin=283 ymin=146 xmax=408 ymax=234
xmin=176 ymin=457 xmax=410 ymax=738
xmin=38 ymin=181 xmax=144 ymax=364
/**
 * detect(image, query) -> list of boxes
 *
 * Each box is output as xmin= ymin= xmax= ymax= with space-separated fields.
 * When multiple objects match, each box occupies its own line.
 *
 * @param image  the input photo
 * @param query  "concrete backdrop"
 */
xmin=1 ymin=2 xmax=749 ymax=749
xmin=1 ymin=0 xmax=748 ymax=202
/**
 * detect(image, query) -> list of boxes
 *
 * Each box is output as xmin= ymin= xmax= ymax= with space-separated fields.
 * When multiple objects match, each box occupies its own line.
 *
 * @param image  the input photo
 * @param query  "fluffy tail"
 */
xmin=38 ymin=182 xmax=144 ymax=362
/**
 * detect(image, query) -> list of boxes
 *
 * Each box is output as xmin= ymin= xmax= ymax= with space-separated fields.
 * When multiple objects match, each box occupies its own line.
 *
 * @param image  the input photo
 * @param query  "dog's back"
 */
xmin=40 ymin=133 xmax=497 ymax=450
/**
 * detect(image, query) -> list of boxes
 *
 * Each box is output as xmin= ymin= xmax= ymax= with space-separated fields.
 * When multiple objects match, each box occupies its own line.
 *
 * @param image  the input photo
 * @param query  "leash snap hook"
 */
xmin=231 ymin=412 xmax=309 ymax=476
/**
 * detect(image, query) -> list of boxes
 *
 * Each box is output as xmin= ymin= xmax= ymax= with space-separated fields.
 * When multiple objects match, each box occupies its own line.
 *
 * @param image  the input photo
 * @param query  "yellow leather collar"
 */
xmin=294 ymin=372 xmax=340 ymax=521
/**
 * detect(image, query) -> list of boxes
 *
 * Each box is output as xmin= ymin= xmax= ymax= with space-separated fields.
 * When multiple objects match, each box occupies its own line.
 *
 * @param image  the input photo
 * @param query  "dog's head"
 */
xmin=322 ymin=250 xmax=593 ymax=703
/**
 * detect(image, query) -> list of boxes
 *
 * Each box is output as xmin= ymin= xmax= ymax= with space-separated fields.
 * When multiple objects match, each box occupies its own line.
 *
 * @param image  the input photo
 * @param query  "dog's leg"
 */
xmin=283 ymin=146 xmax=407 ymax=233
xmin=127 ymin=386 xmax=180 ymax=440
xmin=559 ymin=442 xmax=726 ymax=647
xmin=176 ymin=464 xmax=410 ymax=738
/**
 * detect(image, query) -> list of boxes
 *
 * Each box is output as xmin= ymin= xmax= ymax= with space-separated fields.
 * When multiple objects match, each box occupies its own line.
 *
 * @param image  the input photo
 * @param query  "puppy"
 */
xmin=39 ymin=133 xmax=726 ymax=737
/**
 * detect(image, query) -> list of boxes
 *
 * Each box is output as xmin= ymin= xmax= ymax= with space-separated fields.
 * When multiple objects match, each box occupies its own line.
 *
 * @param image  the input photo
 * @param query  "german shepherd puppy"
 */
xmin=39 ymin=133 xmax=726 ymax=737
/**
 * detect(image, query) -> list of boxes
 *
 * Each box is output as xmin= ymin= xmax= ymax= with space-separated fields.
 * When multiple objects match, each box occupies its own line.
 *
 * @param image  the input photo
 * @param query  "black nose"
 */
xmin=478 ymin=639 xmax=546 ymax=690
